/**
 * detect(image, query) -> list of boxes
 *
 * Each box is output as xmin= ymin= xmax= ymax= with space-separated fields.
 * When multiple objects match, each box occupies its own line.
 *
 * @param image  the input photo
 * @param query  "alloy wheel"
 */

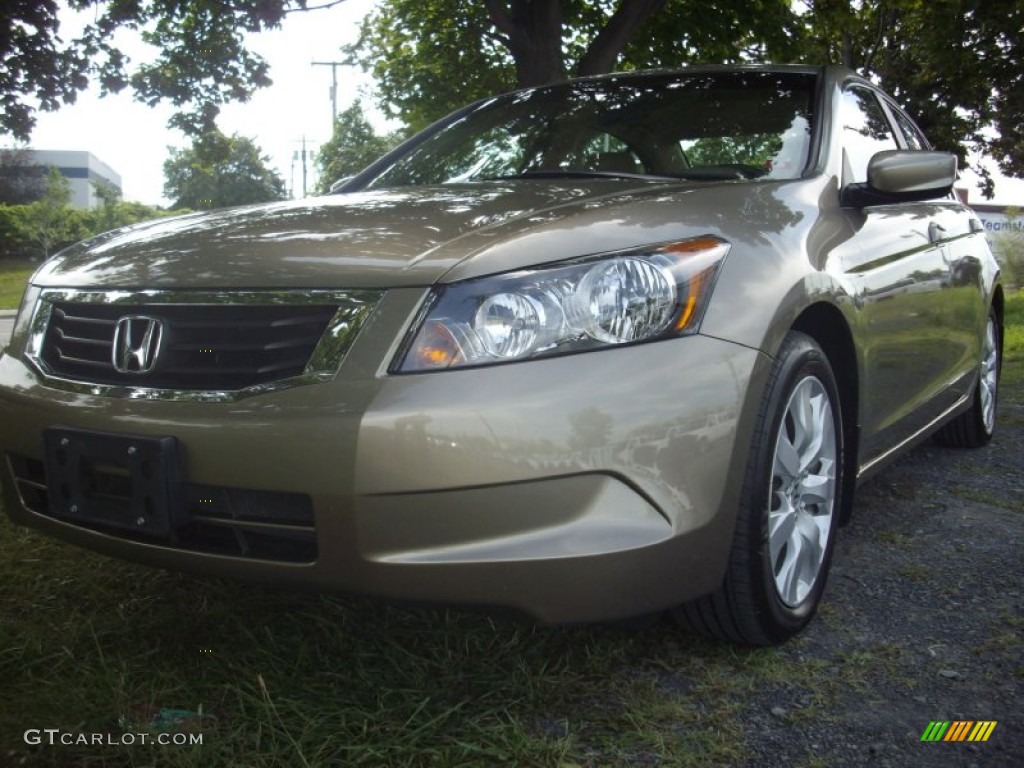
xmin=768 ymin=375 xmax=838 ymax=608
xmin=980 ymin=316 xmax=998 ymax=434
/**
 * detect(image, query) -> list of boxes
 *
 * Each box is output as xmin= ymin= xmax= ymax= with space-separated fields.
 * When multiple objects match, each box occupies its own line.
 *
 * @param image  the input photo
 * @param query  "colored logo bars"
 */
xmin=921 ymin=721 xmax=997 ymax=742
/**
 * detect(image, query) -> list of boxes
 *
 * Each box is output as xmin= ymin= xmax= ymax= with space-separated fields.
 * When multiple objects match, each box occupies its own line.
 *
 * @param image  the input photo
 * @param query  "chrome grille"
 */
xmin=42 ymin=302 xmax=337 ymax=389
xmin=26 ymin=289 xmax=382 ymax=399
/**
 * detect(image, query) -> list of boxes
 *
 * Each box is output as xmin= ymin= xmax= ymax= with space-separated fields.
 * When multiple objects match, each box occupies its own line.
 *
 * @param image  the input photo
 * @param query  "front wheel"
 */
xmin=674 ymin=332 xmax=844 ymax=645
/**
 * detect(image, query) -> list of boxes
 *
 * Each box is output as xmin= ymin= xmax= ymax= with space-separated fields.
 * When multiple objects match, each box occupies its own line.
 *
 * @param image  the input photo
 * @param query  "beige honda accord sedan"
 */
xmin=0 ymin=65 xmax=1004 ymax=644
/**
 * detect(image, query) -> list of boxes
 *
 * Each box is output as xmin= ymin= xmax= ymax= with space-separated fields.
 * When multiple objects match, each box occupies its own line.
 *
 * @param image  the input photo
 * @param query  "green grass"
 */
xmin=0 ymin=258 xmax=35 ymax=311
xmin=1003 ymin=288 xmax=1024 ymax=380
xmin=0 ymin=518 xmax=767 ymax=767
xmin=0 ymin=513 xmax=954 ymax=767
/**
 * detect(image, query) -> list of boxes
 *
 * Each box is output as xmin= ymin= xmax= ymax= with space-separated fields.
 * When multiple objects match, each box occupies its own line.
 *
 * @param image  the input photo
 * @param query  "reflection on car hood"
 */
xmin=34 ymin=181 xmax=689 ymax=289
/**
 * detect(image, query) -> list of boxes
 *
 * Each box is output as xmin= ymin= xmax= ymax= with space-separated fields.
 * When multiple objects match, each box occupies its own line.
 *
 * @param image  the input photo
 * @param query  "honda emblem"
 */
xmin=112 ymin=316 xmax=164 ymax=374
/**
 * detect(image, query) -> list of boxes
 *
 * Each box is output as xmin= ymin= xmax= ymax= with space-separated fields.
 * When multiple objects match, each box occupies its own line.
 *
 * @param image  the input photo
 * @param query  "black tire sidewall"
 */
xmin=735 ymin=332 xmax=844 ymax=642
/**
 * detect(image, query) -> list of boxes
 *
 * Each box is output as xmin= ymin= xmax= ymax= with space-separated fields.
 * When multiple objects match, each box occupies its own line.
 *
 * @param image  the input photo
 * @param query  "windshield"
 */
xmin=364 ymin=71 xmax=816 ymax=188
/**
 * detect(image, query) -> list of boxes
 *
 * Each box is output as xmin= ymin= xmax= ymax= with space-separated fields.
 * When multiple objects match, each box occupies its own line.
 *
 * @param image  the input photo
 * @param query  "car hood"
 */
xmin=33 ymin=179 xmax=806 ymax=289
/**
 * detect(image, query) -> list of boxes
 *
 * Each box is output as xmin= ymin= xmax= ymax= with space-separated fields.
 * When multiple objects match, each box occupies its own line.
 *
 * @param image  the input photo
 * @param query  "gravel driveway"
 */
xmin=731 ymin=382 xmax=1023 ymax=767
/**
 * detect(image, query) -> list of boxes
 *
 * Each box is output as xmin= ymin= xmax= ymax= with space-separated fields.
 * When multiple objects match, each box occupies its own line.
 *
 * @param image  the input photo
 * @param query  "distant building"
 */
xmin=971 ymin=204 xmax=1022 ymax=235
xmin=970 ymin=204 xmax=1023 ymax=264
xmin=26 ymin=150 xmax=122 ymax=208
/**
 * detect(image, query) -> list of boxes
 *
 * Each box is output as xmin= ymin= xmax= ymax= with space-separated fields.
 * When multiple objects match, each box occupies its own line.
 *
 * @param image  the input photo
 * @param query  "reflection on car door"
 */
xmin=835 ymin=87 xmax=978 ymax=464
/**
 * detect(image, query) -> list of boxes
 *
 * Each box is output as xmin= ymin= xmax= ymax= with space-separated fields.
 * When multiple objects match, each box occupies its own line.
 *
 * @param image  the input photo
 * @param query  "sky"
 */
xmin=25 ymin=0 xmax=384 ymax=206
xmin=15 ymin=1 xmax=1024 ymax=208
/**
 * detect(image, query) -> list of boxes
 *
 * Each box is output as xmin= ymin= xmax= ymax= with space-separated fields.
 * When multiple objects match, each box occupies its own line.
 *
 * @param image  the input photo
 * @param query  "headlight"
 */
xmin=395 ymin=235 xmax=729 ymax=372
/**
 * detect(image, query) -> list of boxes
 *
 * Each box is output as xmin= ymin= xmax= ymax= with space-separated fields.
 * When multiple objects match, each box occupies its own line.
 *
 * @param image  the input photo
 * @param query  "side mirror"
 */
xmin=841 ymin=150 xmax=957 ymax=208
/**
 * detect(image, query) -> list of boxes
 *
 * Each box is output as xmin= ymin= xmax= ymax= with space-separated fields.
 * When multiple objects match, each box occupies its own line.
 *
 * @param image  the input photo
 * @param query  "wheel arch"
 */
xmin=790 ymin=302 xmax=860 ymax=525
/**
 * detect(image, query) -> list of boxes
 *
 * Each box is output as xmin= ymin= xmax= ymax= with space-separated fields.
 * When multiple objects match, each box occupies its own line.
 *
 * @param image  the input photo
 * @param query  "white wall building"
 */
xmin=972 ymin=204 xmax=1022 ymax=236
xmin=971 ymin=204 xmax=1023 ymax=262
xmin=28 ymin=150 xmax=122 ymax=208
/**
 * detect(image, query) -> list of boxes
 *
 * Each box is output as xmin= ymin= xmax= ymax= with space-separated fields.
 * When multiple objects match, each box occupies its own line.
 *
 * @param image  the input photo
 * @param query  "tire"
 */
xmin=935 ymin=309 xmax=1000 ymax=448
xmin=674 ymin=332 xmax=844 ymax=646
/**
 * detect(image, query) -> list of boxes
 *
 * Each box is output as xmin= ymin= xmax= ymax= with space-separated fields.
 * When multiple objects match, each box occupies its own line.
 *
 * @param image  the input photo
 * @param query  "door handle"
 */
xmin=928 ymin=221 xmax=947 ymax=244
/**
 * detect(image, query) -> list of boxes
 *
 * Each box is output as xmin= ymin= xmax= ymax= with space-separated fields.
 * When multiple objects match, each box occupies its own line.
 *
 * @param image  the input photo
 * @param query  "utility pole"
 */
xmin=290 ymin=137 xmax=319 ymax=197
xmin=312 ymin=60 xmax=346 ymax=130
xmin=302 ymin=136 xmax=308 ymax=198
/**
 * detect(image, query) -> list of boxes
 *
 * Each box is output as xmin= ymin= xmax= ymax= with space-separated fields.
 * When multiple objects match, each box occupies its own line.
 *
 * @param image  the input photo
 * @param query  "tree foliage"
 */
xmin=343 ymin=0 xmax=515 ymax=133
xmin=2 ymin=0 xmax=1022 ymax=196
xmin=1 ymin=1 xmax=88 ymax=142
xmin=0 ymin=178 xmax=176 ymax=260
xmin=314 ymin=101 xmax=401 ymax=193
xmin=91 ymin=180 xmax=173 ymax=233
xmin=163 ymin=131 xmax=287 ymax=210
xmin=347 ymin=0 xmax=1023 ymax=193
xmin=346 ymin=0 xmax=801 ymax=133
xmin=795 ymin=0 xmax=1024 ymax=193
xmin=0 ymin=0 xmax=345 ymax=140
xmin=19 ymin=167 xmax=86 ymax=258
xmin=0 ymin=148 xmax=48 ymax=205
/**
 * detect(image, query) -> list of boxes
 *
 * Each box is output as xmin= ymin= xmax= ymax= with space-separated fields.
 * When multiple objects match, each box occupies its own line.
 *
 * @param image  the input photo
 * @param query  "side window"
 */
xmin=840 ymin=87 xmax=898 ymax=184
xmin=889 ymin=105 xmax=930 ymax=150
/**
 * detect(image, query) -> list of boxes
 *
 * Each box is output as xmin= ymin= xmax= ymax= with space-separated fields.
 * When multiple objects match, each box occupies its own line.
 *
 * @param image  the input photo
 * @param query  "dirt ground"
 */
xmin=732 ymin=386 xmax=1023 ymax=767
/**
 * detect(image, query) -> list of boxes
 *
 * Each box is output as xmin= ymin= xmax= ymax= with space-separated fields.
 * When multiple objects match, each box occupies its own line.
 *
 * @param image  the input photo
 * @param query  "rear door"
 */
xmin=882 ymin=97 xmax=988 ymax=404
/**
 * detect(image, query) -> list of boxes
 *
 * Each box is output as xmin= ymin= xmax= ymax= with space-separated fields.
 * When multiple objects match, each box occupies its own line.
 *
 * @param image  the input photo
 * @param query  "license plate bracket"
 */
xmin=43 ymin=427 xmax=183 ymax=538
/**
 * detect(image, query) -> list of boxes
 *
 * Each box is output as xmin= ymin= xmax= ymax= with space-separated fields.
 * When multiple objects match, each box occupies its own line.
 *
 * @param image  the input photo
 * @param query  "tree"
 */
xmin=0 ymin=0 xmax=348 ymax=140
xmin=1 ymin=177 xmax=172 ymax=260
xmin=347 ymin=0 xmax=1023 ymax=196
xmin=344 ymin=0 xmax=516 ymax=132
xmin=4 ymin=1 xmax=1022 ymax=198
xmin=346 ymin=0 xmax=806 ymax=132
xmin=0 ymin=148 xmax=48 ymax=205
xmin=347 ymin=0 xmax=648 ymax=131
xmin=163 ymin=132 xmax=287 ymax=210
xmin=314 ymin=101 xmax=401 ymax=193
xmin=483 ymin=0 xmax=669 ymax=86
xmin=89 ymin=180 xmax=174 ymax=234
xmin=790 ymin=0 xmax=1024 ymax=194
xmin=20 ymin=167 xmax=88 ymax=258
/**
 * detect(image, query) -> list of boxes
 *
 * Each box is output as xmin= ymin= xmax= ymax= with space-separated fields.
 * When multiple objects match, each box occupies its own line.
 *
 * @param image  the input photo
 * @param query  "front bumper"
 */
xmin=0 ymin=288 xmax=768 ymax=623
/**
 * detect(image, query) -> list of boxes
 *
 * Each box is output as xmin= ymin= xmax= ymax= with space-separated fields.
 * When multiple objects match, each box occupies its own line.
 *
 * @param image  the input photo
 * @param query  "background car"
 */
xmin=0 ymin=64 xmax=1003 ymax=645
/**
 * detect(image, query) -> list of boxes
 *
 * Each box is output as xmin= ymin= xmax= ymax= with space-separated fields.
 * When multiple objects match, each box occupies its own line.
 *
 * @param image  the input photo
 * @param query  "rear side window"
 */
xmin=840 ymin=87 xmax=898 ymax=184
xmin=888 ymin=105 xmax=930 ymax=150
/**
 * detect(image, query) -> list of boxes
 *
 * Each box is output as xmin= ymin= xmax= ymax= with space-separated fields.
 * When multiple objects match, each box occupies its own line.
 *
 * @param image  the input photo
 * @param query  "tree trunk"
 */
xmin=577 ymin=0 xmax=668 ymax=77
xmin=484 ymin=0 xmax=567 ymax=86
